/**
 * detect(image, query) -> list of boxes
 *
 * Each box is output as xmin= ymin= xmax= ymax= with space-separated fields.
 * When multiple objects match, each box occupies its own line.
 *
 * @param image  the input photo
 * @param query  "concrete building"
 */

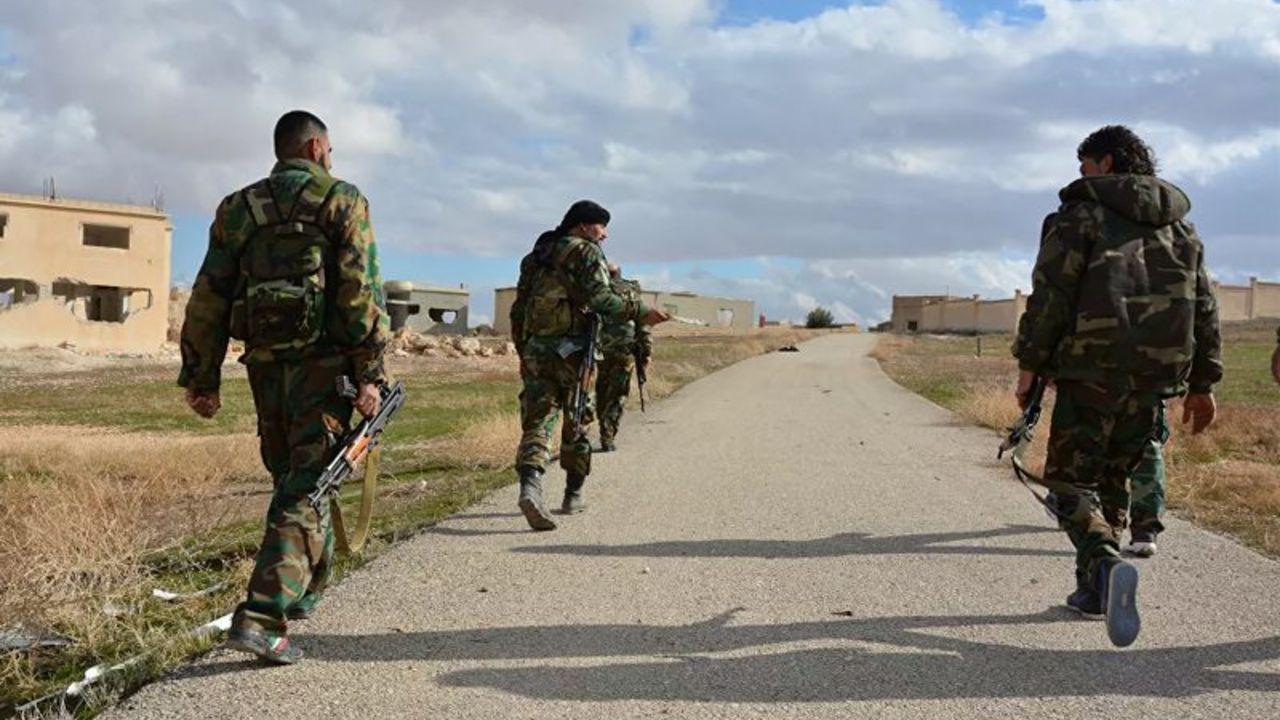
xmin=384 ymin=280 xmax=469 ymax=335
xmin=890 ymin=291 xmax=1027 ymax=334
xmin=0 ymin=192 xmax=171 ymax=352
xmin=1213 ymin=277 xmax=1280 ymax=322
xmin=493 ymin=287 xmax=755 ymax=336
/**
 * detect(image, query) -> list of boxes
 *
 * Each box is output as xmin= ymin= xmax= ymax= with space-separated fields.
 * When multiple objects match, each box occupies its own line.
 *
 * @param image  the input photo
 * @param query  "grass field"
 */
xmin=872 ymin=320 xmax=1280 ymax=557
xmin=0 ymin=328 xmax=814 ymax=715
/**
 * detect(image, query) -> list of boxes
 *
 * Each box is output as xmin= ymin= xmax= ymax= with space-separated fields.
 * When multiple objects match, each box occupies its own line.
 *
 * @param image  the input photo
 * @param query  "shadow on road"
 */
xmin=256 ymin=608 xmax=1280 ymax=704
xmin=509 ymin=524 xmax=1069 ymax=559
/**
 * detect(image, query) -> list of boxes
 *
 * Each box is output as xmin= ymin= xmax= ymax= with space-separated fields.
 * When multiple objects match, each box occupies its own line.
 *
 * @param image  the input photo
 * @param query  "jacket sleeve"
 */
xmin=1013 ymin=207 xmax=1093 ymax=374
xmin=1187 ymin=245 xmax=1223 ymax=394
xmin=567 ymin=243 xmax=648 ymax=322
xmin=327 ymin=186 xmax=390 ymax=385
xmin=510 ymin=255 xmax=535 ymax=354
xmin=177 ymin=197 xmax=239 ymax=392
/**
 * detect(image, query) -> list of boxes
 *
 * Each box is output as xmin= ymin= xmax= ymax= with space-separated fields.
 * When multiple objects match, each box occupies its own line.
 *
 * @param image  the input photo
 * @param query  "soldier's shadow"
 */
xmin=509 ymin=523 xmax=1069 ymax=559
xmin=288 ymin=608 xmax=1280 ymax=704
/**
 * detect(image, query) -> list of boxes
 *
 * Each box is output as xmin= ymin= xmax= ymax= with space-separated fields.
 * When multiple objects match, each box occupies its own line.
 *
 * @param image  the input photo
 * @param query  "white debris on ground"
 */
xmin=389 ymin=328 xmax=516 ymax=359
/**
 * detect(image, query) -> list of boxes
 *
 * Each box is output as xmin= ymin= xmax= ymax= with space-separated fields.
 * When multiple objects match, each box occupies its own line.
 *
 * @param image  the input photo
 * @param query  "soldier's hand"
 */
xmin=355 ymin=382 xmax=381 ymax=418
xmin=641 ymin=308 xmax=670 ymax=326
xmin=1181 ymin=392 xmax=1217 ymax=435
xmin=185 ymin=388 xmax=220 ymax=419
xmin=1014 ymin=370 xmax=1037 ymax=410
xmin=1271 ymin=344 xmax=1280 ymax=385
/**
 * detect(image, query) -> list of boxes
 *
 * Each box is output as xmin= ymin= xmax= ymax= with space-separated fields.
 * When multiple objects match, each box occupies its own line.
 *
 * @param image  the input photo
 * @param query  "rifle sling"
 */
xmin=331 ymin=445 xmax=379 ymax=555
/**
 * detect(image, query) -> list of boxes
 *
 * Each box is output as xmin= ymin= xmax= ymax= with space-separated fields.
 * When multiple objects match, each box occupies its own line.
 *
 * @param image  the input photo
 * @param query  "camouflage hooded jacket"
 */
xmin=509 ymin=232 xmax=649 ymax=358
xmin=1014 ymin=174 xmax=1222 ymax=395
xmin=178 ymin=159 xmax=390 ymax=392
xmin=598 ymin=277 xmax=652 ymax=358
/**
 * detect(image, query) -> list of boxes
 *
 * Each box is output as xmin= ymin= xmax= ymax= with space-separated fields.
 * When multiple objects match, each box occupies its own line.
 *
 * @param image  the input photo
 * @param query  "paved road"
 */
xmin=108 ymin=334 xmax=1280 ymax=719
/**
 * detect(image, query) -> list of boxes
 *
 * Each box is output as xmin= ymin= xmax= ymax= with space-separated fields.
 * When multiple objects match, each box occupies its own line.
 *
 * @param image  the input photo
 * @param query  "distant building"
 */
xmin=492 ymin=287 xmax=755 ymax=336
xmin=384 ymin=280 xmax=469 ymax=335
xmin=1212 ymin=277 xmax=1280 ymax=322
xmin=890 ymin=292 xmax=1027 ymax=334
xmin=0 ymin=192 xmax=171 ymax=352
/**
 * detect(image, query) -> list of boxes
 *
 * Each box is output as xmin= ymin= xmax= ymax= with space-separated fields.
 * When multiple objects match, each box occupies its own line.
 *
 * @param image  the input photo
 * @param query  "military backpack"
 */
xmin=229 ymin=177 xmax=344 ymax=350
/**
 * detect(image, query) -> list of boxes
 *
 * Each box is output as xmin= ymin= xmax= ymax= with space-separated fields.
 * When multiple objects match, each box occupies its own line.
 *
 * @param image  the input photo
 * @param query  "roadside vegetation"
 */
xmin=0 ymin=327 xmax=813 ymax=717
xmin=872 ymin=319 xmax=1280 ymax=557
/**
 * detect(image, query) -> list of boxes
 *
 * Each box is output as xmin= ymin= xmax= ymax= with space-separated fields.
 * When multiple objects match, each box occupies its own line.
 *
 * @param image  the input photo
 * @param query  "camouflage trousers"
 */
xmin=1098 ymin=402 xmax=1169 ymax=535
xmin=1044 ymin=381 xmax=1162 ymax=581
xmin=235 ymin=354 xmax=352 ymax=635
xmin=516 ymin=350 xmax=593 ymax=477
xmin=595 ymin=352 xmax=635 ymax=443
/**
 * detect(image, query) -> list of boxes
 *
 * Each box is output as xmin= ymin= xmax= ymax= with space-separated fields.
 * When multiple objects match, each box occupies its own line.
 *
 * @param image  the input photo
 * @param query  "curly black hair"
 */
xmin=1077 ymin=125 xmax=1158 ymax=176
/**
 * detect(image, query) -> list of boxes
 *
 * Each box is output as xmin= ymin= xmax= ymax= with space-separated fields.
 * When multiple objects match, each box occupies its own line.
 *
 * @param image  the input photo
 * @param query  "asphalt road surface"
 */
xmin=107 ymin=334 xmax=1280 ymax=719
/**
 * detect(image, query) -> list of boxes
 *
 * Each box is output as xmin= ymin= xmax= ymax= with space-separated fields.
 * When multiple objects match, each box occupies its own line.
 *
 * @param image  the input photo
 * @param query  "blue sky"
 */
xmin=4 ymin=0 xmax=1277 ymax=327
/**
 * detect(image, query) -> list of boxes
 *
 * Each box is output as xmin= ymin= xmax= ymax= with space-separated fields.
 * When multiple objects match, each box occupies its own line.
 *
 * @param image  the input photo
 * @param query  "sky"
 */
xmin=0 ymin=0 xmax=1276 ymax=327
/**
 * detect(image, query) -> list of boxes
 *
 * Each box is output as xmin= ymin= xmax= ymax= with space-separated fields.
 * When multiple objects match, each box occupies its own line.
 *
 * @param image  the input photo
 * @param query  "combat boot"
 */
xmin=1065 ymin=568 xmax=1102 ymax=619
xmin=598 ymin=436 xmax=617 ymax=452
xmin=517 ymin=467 xmax=557 ymax=531
xmin=1094 ymin=556 xmax=1140 ymax=647
xmin=560 ymin=472 xmax=587 ymax=514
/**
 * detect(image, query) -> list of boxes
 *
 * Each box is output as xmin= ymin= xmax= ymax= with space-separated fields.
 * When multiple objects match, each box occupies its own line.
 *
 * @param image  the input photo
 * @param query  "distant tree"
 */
xmin=805 ymin=307 xmax=835 ymax=329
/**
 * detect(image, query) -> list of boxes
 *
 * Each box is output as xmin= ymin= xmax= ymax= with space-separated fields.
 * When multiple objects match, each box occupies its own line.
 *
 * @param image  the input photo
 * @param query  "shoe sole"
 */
xmin=518 ymin=497 xmax=558 ymax=531
xmin=1066 ymin=603 xmax=1104 ymax=620
xmin=1124 ymin=542 xmax=1157 ymax=558
xmin=556 ymin=504 xmax=586 ymax=515
xmin=226 ymin=634 xmax=303 ymax=665
xmin=1104 ymin=561 xmax=1141 ymax=648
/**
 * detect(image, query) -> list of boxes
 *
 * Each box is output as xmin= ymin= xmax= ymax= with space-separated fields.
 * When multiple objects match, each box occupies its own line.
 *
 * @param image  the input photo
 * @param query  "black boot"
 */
xmin=560 ymin=472 xmax=587 ymax=514
xmin=517 ymin=467 xmax=557 ymax=531
xmin=1065 ymin=568 xmax=1102 ymax=619
xmin=1094 ymin=556 xmax=1140 ymax=647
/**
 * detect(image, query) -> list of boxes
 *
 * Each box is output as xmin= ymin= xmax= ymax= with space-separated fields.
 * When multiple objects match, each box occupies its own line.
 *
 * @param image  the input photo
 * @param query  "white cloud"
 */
xmin=0 ymin=0 xmax=1275 ymax=322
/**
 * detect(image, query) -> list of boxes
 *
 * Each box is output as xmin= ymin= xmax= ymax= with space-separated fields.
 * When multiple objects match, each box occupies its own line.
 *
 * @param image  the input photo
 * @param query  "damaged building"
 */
xmin=0 ymin=192 xmax=171 ymax=353
xmin=492 ymin=286 xmax=755 ymax=336
xmin=384 ymin=280 xmax=470 ymax=335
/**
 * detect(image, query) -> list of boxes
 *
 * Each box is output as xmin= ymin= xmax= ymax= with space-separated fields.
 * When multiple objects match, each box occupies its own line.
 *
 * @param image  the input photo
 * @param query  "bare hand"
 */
xmin=643 ymin=356 xmax=652 ymax=371
xmin=355 ymin=382 xmax=381 ymax=418
xmin=641 ymin=309 xmax=670 ymax=326
xmin=1014 ymin=370 xmax=1037 ymax=410
xmin=1271 ymin=344 xmax=1280 ymax=385
xmin=1181 ymin=393 xmax=1217 ymax=435
xmin=185 ymin=388 xmax=220 ymax=419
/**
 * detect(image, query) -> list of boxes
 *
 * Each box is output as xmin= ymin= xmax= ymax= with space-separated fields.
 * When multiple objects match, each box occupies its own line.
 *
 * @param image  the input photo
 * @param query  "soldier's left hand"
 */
xmin=355 ymin=382 xmax=381 ymax=418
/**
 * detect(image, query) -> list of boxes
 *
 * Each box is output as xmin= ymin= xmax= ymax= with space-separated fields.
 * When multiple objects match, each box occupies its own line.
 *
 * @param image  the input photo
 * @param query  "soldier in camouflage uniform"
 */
xmin=1014 ymin=125 xmax=1222 ymax=647
xmin=509 ymin=200 xmax=669 ymax=530
xmin=179 ymin=111 xmax=390 ymax=664
xmin=595 ymin=264 xmax=652 ymax=452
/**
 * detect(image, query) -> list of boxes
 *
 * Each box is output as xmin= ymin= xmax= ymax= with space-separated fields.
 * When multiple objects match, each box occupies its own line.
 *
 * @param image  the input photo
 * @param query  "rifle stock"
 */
xmin=567 ymin=314 xmax=600 ymax=443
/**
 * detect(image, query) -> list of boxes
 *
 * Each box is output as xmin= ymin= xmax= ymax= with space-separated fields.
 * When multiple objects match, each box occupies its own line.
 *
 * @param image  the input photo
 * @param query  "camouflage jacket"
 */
xmin=598 ymin=277 xmax=652 ymax=358
xmin=178 ymin=159 xmax=390 ymax=392
xmin=510 ymin=232 xmax=649 ymax=358
xmin=1014 ymin=174 xmax=1223 ymax=395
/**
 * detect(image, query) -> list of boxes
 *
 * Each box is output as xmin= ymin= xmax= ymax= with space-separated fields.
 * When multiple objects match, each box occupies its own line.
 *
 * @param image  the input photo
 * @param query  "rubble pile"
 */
xmin=390 ymin=328 xmax=516 ymax=359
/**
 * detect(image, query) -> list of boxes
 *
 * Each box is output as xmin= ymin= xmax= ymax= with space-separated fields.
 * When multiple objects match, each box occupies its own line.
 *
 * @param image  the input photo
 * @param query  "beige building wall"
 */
xmin=1253 ymin=280 xmax=1280 ymax=319
xmin=1212 ymin=278 xmax=1280 ymax=322
xmin=493 ymin=287 xmax=756 ymax=336
xmin=905 ymin=291 xmax=1026 ymax=334
xmin=891 ymin=295 xmax=949 ymax=333
xmin=1215 ymin=283 xmax=1251 ymax=322
xmin=0 ymin=193 xmax=171 ymax=352
xmin=385 ymin=281 xmax=469 ymax=335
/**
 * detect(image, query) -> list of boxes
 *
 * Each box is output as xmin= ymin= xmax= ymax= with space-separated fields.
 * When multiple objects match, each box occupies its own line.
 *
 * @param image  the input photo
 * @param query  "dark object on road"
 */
xmin=777 ymin=344 xmax=800 ymax=352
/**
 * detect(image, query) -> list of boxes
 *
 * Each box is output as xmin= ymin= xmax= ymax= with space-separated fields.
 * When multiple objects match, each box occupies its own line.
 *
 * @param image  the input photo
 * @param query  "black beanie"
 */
xmin=559 ymin=199 xmax=610 ymax=230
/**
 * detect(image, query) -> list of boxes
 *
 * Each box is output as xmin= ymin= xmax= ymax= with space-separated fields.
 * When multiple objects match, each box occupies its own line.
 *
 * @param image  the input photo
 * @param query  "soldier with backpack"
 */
xmin=179 ymin=110 xmax=390 ymax=664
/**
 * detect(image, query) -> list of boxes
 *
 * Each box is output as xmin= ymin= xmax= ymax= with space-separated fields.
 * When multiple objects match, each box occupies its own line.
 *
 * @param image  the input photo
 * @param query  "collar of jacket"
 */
xmin=269 ymin=158 xmax=331 ymax=179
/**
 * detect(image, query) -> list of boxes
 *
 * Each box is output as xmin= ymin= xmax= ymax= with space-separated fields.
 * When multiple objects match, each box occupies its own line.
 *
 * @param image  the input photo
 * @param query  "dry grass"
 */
xmin=418 ymin=411 xmax=522 ymax=470
xmin=874 ymin=329 xmax=1280 ymax=556
xmin=0 ymin=428 xmax=261 ymax=620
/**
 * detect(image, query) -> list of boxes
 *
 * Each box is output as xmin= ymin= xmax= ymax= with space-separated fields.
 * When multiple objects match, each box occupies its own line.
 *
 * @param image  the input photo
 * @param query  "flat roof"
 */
xmin=385 ymin=281 xmax=469 ymax=296
xmin=0 ymin=192 xmax=168 ymax=221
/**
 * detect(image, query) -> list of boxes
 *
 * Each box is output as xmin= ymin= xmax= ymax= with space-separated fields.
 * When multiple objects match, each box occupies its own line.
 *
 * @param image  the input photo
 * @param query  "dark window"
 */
xmin=428 ymin=308 xmax=458 ymax=324
xmin=907 ymin=321 xmax=919 ymax=332
xmin=52 ymin=281 xmax=151 ymax=323
xmin=82 ymin=224 xmax=130 ymax=249
xmin=0 ymin=213 xmax=8 ymax=238
xmin=0 ymin=278 xmax=39 ymax=310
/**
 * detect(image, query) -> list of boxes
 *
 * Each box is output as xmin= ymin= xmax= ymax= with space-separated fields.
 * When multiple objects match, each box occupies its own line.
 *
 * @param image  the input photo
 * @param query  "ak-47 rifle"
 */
xmin=634 ymin=344 xmax=648 ymax=413
xmin=567 ymin=314 xmax=601 ymax=442
xmin=308 ymin=378 xmax=407 ymax=517
xmin=997 ymin=375 xmax=1071 ymax=522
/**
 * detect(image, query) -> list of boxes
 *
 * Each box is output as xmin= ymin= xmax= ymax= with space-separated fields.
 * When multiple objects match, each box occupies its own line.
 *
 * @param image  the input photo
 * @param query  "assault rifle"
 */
xmin=567 ymin=314 xmax=601 ymax=443
xmin=307 ymin=378 xmax=407 ymax=515
xmin=634 ymin=345 xmax=648 ymax=412
xmin=997 ymin=374 xmax=1070 ymax=521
